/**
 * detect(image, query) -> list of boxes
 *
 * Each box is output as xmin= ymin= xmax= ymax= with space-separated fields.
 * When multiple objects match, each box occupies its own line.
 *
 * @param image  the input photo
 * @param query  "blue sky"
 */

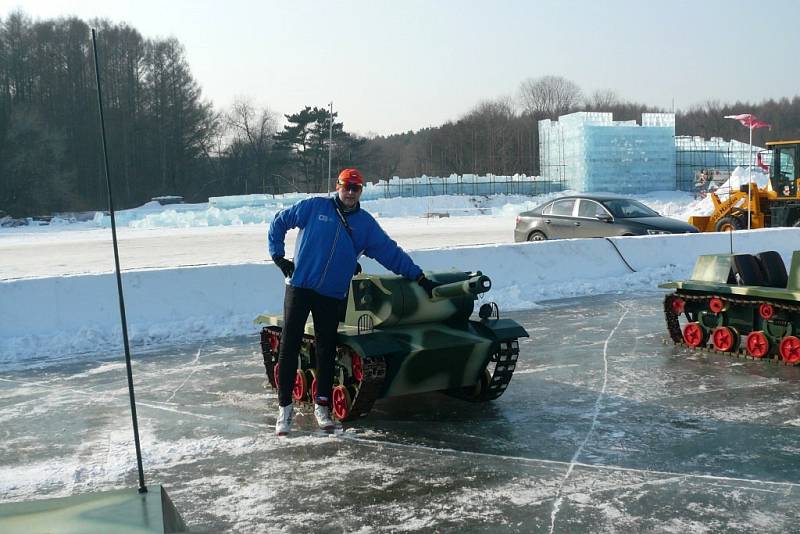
xmin=2 ymin=0 xmax=798 ymax=136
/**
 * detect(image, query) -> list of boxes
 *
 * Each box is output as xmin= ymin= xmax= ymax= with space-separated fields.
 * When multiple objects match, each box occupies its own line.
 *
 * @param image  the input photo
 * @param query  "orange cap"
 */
xmin=337 ymin=168 xmax=364 ymax=186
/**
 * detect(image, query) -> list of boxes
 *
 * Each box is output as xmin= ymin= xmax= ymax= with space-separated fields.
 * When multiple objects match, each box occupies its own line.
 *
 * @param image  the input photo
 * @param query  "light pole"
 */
xmin=327 ymin=101 xmax=334 ymax=194
xmin=724 ymin=114 xmax=771 ymax=230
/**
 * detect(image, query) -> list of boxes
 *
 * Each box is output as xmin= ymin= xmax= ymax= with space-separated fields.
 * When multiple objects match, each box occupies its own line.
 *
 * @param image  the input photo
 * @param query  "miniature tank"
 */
xmin=256 ymin=271 xmax=529 ymax=421
xmin=660 ymin=249 xmax=800 ymax=364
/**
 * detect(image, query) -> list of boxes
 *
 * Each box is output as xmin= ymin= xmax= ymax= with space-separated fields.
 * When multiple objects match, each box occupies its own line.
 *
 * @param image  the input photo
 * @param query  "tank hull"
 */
xmin=660 ymin=250 xmax=800 ymax=364
xmin=257 ymin=271 xmax=528 ymax=421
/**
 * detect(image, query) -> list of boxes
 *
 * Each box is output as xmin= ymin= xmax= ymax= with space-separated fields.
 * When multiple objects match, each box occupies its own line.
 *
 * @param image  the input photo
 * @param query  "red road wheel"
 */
xmin=682 ymin=323 xmax=706 ymax=347
xmin=759 ymin=303 xmax=775 ymax=320
xmin=310 ymin=376 xmax=319 ymax=403
xmin=745 ymin=331 xmax=769 ymax=358
xmin=331 ymin=385 xmax=352 ymax=421
xmin=709 ymin=297 xmax=725 ymax=313
xmin=780 ymin=336 xmax=800 ymax=364
xmin=712 ymin=326 xmax=737 ymax=352
xmin=292 ymin=370 xmax=307 ymax=401
xmin=352 ymin=353 xmax=363 ymax=382
xmin=273 ymin=362 xmax=280 ymax=387
xmin=670 ymin=297 xmax=685 ymax=314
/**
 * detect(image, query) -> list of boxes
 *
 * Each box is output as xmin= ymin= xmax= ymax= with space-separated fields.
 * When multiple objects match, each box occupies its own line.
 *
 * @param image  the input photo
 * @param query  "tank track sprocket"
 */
xmin=663 ymin=291 xmax=800 ymax=365
xmin=446 ymin=338 xmax=520 ymax=402
xmin=259 ymin=326 xmax=387 ymax=421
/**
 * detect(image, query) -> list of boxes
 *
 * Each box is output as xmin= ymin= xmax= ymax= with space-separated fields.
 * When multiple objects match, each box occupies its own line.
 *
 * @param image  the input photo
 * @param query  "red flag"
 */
xmin=724 ymin=113 xmax=771 ymax=129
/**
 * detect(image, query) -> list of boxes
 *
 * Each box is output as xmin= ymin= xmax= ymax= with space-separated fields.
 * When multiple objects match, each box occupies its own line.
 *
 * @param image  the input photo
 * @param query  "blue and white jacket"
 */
xmin=268 ymin=196 xmax=423 ymax=299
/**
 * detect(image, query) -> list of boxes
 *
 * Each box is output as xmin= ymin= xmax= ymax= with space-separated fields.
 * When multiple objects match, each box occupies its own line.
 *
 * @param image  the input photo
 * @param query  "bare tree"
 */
xmin=585 ymin=89 xmax=620 ymax=110
xmin=226 ymin=98 xmax=277 ymax=151
xmin=518 ymin=75 xmax=583 ymax=118
xmin=225 ymin=98 xmax=278 ymax=193
xmin=461 ymin=97 xmax=518 ymax=172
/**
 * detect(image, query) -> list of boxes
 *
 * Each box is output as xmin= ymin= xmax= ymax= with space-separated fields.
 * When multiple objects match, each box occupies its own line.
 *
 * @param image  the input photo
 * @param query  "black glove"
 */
xmin=417 ymin=275 xmax=439 ymax=298
xmin=354 ymin=262 xmax=362 ymax=275
xmin=273 ymin=256 xmax=295 ymax=278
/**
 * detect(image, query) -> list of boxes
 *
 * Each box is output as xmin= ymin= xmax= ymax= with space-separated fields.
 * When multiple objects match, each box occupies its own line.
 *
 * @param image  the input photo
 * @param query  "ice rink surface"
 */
xmin=0 ymin=216 xmax=512 ymax=280
xmin=3 ymin=293 xmax=800 ymax=532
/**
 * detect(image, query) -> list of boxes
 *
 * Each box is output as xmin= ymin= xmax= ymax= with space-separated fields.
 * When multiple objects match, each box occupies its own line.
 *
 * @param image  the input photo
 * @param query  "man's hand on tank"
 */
xmin=273 ymin=256 xmax=295 ymax=278
xmin=417 ymin=275 xmax=440 ymax=298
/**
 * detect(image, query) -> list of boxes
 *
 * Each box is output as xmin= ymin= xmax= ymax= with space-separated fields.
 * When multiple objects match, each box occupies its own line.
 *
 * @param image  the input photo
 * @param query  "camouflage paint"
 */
xmin=255 ymin=271 xmax=527 ymax=401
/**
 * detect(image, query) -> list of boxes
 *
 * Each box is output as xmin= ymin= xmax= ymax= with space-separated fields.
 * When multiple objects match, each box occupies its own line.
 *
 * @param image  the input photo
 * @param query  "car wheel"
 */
xmin=527 ymin=231 xmax=547 ymax=241
xmin=715 ymin=215 xmax=744 ymax=232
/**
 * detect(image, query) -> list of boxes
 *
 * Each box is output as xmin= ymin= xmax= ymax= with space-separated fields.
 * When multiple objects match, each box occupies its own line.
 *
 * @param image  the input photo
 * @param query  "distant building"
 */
xmin=539 ymin=112 xmax=676 ymax=194
xmin=539 ymin=112 xmax=763 ymax=194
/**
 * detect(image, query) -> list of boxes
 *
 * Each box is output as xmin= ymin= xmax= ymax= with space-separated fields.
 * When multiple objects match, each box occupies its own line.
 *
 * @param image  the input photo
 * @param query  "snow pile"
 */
xmin=691 ymin=166 xmax=771 ymax=216
xmin=34 ymin=190 xmax=702 ymax=230
xmin=91 ymin=193 xmax=563 ymax=229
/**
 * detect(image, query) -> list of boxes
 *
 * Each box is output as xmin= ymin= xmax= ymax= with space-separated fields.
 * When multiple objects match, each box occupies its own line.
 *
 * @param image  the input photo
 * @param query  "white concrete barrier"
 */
xmin=3 ymin=228 xmax=800 ymax=364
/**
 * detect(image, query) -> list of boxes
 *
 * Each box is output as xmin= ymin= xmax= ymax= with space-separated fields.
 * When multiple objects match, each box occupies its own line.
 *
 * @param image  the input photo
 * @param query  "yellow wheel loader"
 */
xmin=689 ymin=140 xmax=800 ymax=232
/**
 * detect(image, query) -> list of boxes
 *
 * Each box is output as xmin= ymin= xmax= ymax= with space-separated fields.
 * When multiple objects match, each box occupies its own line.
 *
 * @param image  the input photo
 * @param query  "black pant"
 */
xmin=278 ymin=285 xmax=343 ymax=407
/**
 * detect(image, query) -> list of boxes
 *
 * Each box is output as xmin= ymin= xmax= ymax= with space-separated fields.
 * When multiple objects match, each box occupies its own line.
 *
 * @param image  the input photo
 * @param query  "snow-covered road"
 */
xmin=0 ymin=216 xmax=512 ymax=280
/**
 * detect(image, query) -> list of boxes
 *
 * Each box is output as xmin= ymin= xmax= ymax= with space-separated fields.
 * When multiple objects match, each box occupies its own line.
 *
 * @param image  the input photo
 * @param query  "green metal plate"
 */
xmin=0 ymin=485 xmax=185 ymax=534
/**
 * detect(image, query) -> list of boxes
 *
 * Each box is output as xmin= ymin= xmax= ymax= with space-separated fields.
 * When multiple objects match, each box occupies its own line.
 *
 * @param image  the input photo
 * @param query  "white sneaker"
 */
xmin=275 ymin=404 xmax=294 ymax=436
xmin=314 ymin=403 xmax=335 ymax=431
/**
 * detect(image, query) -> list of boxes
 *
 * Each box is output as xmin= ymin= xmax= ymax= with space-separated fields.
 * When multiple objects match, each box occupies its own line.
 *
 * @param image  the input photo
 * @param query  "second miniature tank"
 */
xmin=660 ymin=249 xmax=800 ymax=364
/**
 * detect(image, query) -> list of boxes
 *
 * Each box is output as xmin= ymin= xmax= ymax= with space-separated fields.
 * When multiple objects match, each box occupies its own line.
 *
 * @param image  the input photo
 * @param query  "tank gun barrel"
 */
xmin=431 ymin=274 xmax=492 ymax=300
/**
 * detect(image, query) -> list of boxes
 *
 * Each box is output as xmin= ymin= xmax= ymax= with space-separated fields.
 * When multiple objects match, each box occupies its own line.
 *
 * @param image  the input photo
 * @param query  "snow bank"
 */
xmin=3 ymin=229 xmax=800 ymax=368
xmin=691 ymin=166 xmax=771 ymax=216
xmin=20 ymin=190 xmax=700 ymax=231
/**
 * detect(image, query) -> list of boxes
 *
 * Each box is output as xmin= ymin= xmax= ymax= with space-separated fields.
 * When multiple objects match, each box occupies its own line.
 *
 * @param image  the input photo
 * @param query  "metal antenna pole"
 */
xmin=327 ymin=101 xmax=334 ymax=194
xmin=91 ymin=28 xmax=147 ymax=494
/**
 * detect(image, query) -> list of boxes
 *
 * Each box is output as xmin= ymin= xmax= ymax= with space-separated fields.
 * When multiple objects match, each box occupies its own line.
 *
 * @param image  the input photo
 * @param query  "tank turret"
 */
xmin=256 ymin=270 xmax=528 ymax=421
xmin=343 ymin=271 xmax=491 ymax=328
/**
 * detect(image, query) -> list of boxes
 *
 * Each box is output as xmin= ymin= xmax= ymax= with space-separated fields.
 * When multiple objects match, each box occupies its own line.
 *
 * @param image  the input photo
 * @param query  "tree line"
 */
xmin=0 ymin=12 xmax=365 ymax=217
xmin=2 ymin=10 xmax=800 ymax=217
xmin=363 ymin=78 xmax=800 ymax=181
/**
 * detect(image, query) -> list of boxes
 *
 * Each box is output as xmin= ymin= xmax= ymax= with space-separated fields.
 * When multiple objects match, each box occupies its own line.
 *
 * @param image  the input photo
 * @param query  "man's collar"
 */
xmin=334 ymin=195 xmax=360 ymax=214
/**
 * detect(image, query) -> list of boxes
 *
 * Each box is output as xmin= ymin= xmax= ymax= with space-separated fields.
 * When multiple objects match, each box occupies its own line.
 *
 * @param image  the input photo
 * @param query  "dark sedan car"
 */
xmin=514 ymin=194 xmax=699 ymax=241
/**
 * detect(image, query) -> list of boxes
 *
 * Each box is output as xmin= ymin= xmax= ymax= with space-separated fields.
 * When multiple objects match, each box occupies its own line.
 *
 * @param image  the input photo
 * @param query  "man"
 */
xmin=268 ymin=168 xmax=438 ymax=435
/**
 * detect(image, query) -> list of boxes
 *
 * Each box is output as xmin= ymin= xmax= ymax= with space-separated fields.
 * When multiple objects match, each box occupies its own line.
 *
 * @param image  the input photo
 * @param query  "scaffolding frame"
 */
xmin=538 ymin=123 xmax=568 ymax=188
xmin=374 ymin=174 xmax=564 ymax=199
xmin=675 ymin=136 xmax=763 ymax=193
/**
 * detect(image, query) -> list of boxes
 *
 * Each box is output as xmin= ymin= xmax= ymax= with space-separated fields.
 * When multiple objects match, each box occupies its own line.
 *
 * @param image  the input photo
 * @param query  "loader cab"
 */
xmin=767 ymin=140 xmax=800 ymax=198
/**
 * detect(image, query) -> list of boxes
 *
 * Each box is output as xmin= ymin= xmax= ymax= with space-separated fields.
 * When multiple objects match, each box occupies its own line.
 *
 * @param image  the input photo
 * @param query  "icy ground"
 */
xmin=3 ymin=295 xmax=800 ymax=532
xmin=0 ymin=216 xmax=513 ymax=279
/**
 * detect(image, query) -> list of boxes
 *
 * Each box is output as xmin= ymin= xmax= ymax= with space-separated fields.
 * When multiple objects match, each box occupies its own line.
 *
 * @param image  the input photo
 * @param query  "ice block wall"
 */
xmin=539 ymin=112 xmax=676 ymax=193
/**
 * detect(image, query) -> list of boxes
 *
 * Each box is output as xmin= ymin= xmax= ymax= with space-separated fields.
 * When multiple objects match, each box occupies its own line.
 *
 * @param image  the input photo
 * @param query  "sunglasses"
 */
xmin=338 ymin=181 xmax=363 ymax=193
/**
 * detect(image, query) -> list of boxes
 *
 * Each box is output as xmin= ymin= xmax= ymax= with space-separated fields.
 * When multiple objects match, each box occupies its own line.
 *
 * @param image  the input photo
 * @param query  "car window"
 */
xmin=550 ymin=199 xmax=575 ymax=216
xmin=577 ymin=199 xmax=608 ymax=218
xmin=541 ymin=203 xmax=553 ymax=215
xmin=601 ymin=199 xmax=658 ymax=218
